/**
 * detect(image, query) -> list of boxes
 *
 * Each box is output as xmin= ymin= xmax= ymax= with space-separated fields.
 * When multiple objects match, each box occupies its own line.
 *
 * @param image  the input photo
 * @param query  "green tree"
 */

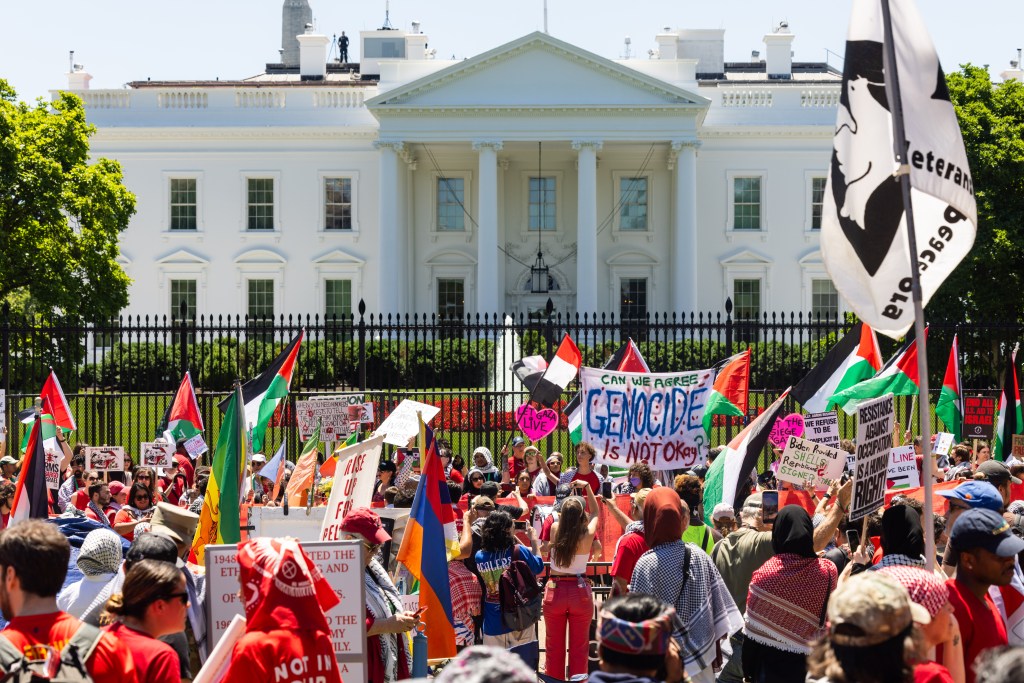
xmin=0 ymin=80 xmax=135 ymax=322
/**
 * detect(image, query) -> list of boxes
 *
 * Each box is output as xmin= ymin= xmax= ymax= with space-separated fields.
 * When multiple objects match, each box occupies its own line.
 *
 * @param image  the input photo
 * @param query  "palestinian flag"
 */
xmin=994 ymin=350 xmax=1022 ymax=462
xmin=528 ymin=334 xmax=582 ymax=408
xmin=792 ymin=322 xmax=882 ymax=413
xmin=702 ymin=349 xmax=751 ymax=435
xmin=510 ymin=355 xmax=548 ymax=394
xmin=935 ymin=335 xmax=963 ymax=442
xmin=193 ymin=382 xmax=246 ymax=564
xmin=829 ymin=328 xmax=927 ymax=415
xmin=220 ymin=330 xmax=304 ymax=453
xmin=703 ymin=390 xmax=790 ymax=513
xmin=565 ymin=339 xmax=650 ymax=444
xmin=10 ymin=414 xmax=52 ymax=524
xmin=159 ymin=370 xmax=205 ymax=444
xmin=40 ymin=369 xmax=76 ymax=432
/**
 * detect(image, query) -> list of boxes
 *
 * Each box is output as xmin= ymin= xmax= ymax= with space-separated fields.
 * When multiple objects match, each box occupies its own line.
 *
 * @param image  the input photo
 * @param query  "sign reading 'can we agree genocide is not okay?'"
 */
xmin=581 ymin=367 xmax=714 ymax=470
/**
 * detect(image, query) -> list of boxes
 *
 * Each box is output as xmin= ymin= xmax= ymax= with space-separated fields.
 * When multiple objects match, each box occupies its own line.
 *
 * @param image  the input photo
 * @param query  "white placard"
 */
xmin=932 ymin=432 xmax=955 ymax=457
xmin=192 ymin=613 xmax=245 ymax=683
xmin=373 ymin=400 xmax=442 ymax=447
xmin=205 ymin=541 xmax=366 ymax=683
xmin=249 ymin=505 xmax=327 ymax=542
xmin=347 ymin=402 xmax=374 ymax=425
xmin=183 ymin=434 xmax=208 ymax=458
xmin=320 ymin=435 xmax=385 ymax=541
xmin=850 ymin=394 xmax=895 ymax=521
xmin=139 ymin=441 xmax=174 ymax=468
xmin=297 ymin=395 xmax=364 ymax=441
xmin=804 ymin=411 xmax=841 ymax=450
xmin=887 ymin=445 xmax=920 ymax=489
xmin=44 ymin=446 xmax=62 ymax=490
xmin=776 ymin=435 xmax=847 ymax=486
xmin=84 ymin=446 xmax=125 ymax=472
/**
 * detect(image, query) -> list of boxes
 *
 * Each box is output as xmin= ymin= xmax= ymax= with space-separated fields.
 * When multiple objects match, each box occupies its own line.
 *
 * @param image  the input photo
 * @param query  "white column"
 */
xmin=573 ymin=140 xmax=602 ymax=315
xmin=473 ymin=140 xmax=503 ymax=317
xmin=671 ymin=139 xmax=700 ymax=313
xmin=375 ymin=141 xmax=404 ymax=315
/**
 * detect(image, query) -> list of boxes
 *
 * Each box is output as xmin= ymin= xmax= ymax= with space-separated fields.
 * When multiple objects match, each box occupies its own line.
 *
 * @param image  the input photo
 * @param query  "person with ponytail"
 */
xmin=103 ymin=559 xmax=187 ymax=683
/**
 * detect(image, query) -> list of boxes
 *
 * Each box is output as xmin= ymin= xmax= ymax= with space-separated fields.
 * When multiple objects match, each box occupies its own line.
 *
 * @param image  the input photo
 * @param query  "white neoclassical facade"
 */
xmin=62 ymin=19 xmax=849 ymax=323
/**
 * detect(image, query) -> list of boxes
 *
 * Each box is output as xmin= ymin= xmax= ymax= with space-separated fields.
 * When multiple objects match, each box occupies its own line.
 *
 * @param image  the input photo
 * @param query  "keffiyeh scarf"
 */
xmin=744 ymin=553 xmax=837 ymax=654
xmin=365 ymin=558 xmax=411 ymax=683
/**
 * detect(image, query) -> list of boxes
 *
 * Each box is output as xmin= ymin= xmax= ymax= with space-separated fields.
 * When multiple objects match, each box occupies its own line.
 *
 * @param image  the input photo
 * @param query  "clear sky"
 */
xmin=1 ymin=0 xmax=1020 ymax=100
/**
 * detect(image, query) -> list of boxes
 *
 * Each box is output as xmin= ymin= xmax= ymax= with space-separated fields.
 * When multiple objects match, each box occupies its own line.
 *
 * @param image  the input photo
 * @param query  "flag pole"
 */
xmin=879 ymin=0 xmax=935 ymax=570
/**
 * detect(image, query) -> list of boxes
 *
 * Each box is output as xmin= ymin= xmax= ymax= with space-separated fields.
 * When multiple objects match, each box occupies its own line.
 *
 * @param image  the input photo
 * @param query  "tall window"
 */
xmin=619 ymin=177 xmax=648 ymax=231
xmin=325 ymin=279 xmax=352 ymax=321
xmin=436 ymin=178 xmax=465 ymax=231
xmin=170 ymin=279 xmax=197 ymax=343
xmin=811 ymin=278 xmax=839 ymax=321
xmin=733 ymin=177 xmax=762 ymax=230
xmin=437 ymin=278 xmax=465 ymax=320
xmin=733 ymin=278 xmax=761 ymax=342
xmin=169 ymin=178 xmax=197 ymax=231
xmin=528 ymin=177 xmax=556 ymax=231
xmin=247 ymin=178 xmax=275 ymax=230
xmin=247 ymin=279 xmax=274 ymax=341
xmin=810 ymin=177 xmax=826 ymax=230
xmin=620 ymin=278 xmax=648 ymax=320
xmin=324 ymin=178 xmax=352 ymax=231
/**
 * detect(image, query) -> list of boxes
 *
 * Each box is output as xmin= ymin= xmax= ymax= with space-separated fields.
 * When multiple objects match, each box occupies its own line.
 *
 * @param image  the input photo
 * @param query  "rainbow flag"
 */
xmin=396 ymin=417 xmax=459 ymax=659
xmin=193 ymin=382 xmax=246 ymax=563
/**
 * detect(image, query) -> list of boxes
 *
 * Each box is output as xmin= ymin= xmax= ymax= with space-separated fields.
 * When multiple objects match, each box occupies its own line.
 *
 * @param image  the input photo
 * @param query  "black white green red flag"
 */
xmin=702 ymin=349 xmax=750 ymax=435
xmin=791 ymin=322 xmax=882 ymax=413
xmin=935 ymin=335 xmax=963 ymax=441
xmin=830 ymin=328 xmax=926 ymax=414
xmin=994 ymin=350 xmax=1022 ymax=462
xmin=159 ymin=370 xmax=204 ymax=444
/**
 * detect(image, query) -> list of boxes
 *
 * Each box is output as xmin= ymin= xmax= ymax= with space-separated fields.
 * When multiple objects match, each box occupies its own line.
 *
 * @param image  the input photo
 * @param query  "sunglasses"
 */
xmin=471 ymin=477 xmax=483 ymax=482
xmin=136 ymin=475 xmax=151 ymax=480
xmin=160 ymin=592 xmax=189 ymax=606
xmin=135 ymin=495 xmax=151 ymax=501
xmin=87 ymin=476 xmax=99 ymax=482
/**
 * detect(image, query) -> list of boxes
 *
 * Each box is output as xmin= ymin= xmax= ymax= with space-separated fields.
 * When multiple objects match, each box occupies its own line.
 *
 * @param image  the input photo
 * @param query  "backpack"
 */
xmin=0 ymin=622 xmax=103 ymax=683
xmin=498 ymin=545 xmax=543 ymax=632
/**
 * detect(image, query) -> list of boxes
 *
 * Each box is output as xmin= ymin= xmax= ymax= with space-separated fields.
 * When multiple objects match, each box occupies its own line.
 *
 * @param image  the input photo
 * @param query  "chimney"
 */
xmin=281 ymin=0 xmax=312 ymax=67
xmin=1001 ymin=49 xmax=1024 ymax=83
xmin=67 ymin=65 xmax=92 ymax=90
xmin=298 ymin=28 xmax=330 ymax=79
xmin=405 ymin=26 xmax=428 ymax=59
xmin=764 ymin=22 xmax=794 ymax=79
xmin=655 ymin=28 xmax=678 ymax=60
xmin=678 ymin=29 xmax=725 ymax=78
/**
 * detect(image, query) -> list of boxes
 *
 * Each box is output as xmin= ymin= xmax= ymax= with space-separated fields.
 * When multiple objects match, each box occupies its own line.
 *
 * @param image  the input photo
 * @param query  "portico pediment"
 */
xmin=366 ymin=32 xmax=708 ymax=115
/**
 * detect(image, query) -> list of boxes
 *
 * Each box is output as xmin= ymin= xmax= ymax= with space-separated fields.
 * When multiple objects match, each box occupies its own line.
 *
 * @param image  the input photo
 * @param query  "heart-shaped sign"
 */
xmin=768 ymin=413 xmax=805 ymax=449
xmin=515 ymin=403 xmax=559 ymax=441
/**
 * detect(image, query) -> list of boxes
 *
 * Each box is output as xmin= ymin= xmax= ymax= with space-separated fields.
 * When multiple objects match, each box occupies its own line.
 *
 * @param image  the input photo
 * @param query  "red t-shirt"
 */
xmin=1 ymin=612 xmax=137 ymax=683
xmin=944 ymin=578 xmax=1008 ymax=683
xmin=221 ymin=629 xmax=341 ymax=683
xmin=104 ymin=622 xmax=178 ymax=683
xmin=448 ymin=468 xmax=464 ymax=484
xmin=611 ymin=531 xmax=649 ymax=583
xmin=508 ymin=456 xmax=526 ymax=481
xmin=914 ymin=661 xmax=955 ymax=683
xmin=173 ymin=453 xmax=195 ymax=488
xmin=540 ymin=514 xmax=556 ymax=542
xmin=568 ymin=469 xmax=601 ymax=493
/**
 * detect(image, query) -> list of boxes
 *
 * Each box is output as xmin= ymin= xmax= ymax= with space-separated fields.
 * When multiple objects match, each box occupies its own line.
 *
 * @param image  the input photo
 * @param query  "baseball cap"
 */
xmin=950 ymin=508 xmax=1024 ymax=557
xmin=938 ymin=480 xmax=1003 ymax=512
xmin=250 ymin=453 xmax=267 ymax=464
xmin=149 ymin=502 xmax=200 ymax=545
xmin=691 ymin=464 xmax=709 ymax=480
xmin=0 ymin=456 xmax=17 ymax=467
xmin=631 ymin=487 xmax=653 ymax=511
xmin=975 ymin=460 xmax=1022 ymax=486
xmin=828 ymin=573 xmax=931 ymax=647
xmin=339 ymin=507 xmax=391 ymax=545
xmin=471 ymin=495 xmax=496 ymax=510
xmin=108 ymin=481 xmax=126 ymax=496
xmin=712 ymin=503 xmax=736 ymax=521
xmin=511 ymin=436 xmax=526 ymax=447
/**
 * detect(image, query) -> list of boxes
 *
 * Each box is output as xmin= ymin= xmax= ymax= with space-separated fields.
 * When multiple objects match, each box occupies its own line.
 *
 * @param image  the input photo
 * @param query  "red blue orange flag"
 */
xmin=396 ymin=416 xmax=459 ymax=659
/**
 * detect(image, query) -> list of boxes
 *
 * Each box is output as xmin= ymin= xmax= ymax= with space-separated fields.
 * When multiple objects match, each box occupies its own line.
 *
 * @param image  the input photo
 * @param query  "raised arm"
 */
xmin=813 ymin=478 xmax=852 ymax=552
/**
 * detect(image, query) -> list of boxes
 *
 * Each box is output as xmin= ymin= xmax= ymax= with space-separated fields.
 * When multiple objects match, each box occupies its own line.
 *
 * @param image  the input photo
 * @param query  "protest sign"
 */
xmin=44 ymin=446 xmax=61 ymax=490
xmin=205 ymin=541 xmax=367 ymax=683
xmin=887 ymin=445 xmax=920 ymax=489
xmin=776 ymin=435 xmax=846 ymax=486
xmin=140 ymin=442 xmax=174 ymax=468
xmin=932 ymin=432 xmax=954 ymax=457
xmin=515 ymin=403 xmax=559 ymax=441
xmin=320 ymin=434 xmax=385 ymax=541
xmin=373 ymin=400 xmax=441 ymax=447
xmin=769 ymin=413 xmax=805 ymax=449
xmin=0 ymin=390 xmax=5 ymax=439
xmin=804 ymin=411 xmax=840 ymax=450
xmin=347 ymin=402 xmax=374 ymax=425
xmin=183 ymin=434 xmax=207 ymax=458
xmin=850 ymin=393 xmax=895 ymax=521
xmin=580 ymin=367 xmax=713 ymax=470
xmin=1013 ymin=435 xmax=1024 ymax=461
xmin=192 ymin=614 xmax=244 ymax=683
xmin=85 ymin=446 xmax=125 ymax=472
xmin=963 ymin=395 xmax=995 ymax=440
xmin=296 ymin=395 xmax=363 ymax=441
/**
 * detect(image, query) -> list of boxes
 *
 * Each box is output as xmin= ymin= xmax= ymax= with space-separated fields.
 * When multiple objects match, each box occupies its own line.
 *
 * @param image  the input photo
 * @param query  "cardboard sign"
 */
xmin=140 ymin=441 xmax=174 ymax=468
xmin=183 ymin=434 xmax=208 ymax=458
xmin=44 ymin=447 xmax=62 ymax=490
xmin=769 ymin=413 xmax=806 ymax=449
xmin=887 ymin=445 xmax=920 ymax=489
xmin=205 ymin=541 xmax=367 ymax=683
xmin=580 ymin=367 xmax=714 ymax=470
xmin=347 ymin=402 xmax=374 ymax=425
xmin=296 ymin=395 xmax=363 ymax=441
xmin=85 ymin=446 xmax=125 ymax=472
xmin=932 ymin=432 xmax=955 ymax=457
xmin=804 ymin=411 xmax=840 ymax=450
xmin=320 ymin=435 xmax=385 ymax=541
xmin=1012 ymin=434 xmax=1024 ymax=460
xmin=515 ymin=403 xmax=559 ymax=441
xmin=850 ymin=394 xmax=895 ymax=521
xmin=373 ymin=400 xmax=441 ymax=447
xmin=776 ymin=435 xmax=846 ymax=485
xmin=964 ymin=395 xmax=996 ymax=440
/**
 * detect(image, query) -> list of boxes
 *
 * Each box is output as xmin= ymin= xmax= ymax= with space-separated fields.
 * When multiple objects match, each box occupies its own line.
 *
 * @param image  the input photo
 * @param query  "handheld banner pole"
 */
xmin=879 ymin=0 xmax=935 ymax=571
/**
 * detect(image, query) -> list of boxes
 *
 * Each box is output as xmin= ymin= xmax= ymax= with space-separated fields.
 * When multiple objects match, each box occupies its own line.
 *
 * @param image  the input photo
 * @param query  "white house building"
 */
xmin=60 ymin=4 xmax=849 ymax=325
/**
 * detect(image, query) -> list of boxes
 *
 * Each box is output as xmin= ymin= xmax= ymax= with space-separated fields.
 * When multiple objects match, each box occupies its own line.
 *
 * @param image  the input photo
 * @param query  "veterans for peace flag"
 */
xmin=820 ymin=0 xmax=976 ymax=339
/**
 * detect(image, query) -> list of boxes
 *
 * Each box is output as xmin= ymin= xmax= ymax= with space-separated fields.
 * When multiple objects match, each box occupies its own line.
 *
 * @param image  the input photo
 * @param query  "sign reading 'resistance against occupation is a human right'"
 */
xmin=850 ymin=393 xmax=895 ymax=521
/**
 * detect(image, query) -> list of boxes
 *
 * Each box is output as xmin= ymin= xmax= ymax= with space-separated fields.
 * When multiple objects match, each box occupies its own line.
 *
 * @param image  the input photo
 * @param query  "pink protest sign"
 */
xmin=768 ymin=413 xmax=805 ymax=449
xmin=515 ymin=403 xmax=559 ymax=441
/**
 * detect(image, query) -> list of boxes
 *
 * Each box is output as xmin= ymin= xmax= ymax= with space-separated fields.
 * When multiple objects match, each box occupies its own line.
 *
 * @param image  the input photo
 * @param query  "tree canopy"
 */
xmin=0 ymin=80 xmax=135 ymax=322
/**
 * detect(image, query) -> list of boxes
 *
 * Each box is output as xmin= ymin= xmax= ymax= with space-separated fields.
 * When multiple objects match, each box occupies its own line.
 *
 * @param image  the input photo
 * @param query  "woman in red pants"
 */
xmin=544 ymin=479 xmax=600 ymax=681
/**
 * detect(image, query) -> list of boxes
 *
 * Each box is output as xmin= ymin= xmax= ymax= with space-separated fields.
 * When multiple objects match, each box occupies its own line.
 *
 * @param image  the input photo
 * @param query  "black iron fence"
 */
xmin=1 ymin=300 xmax=1021 ymax=464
